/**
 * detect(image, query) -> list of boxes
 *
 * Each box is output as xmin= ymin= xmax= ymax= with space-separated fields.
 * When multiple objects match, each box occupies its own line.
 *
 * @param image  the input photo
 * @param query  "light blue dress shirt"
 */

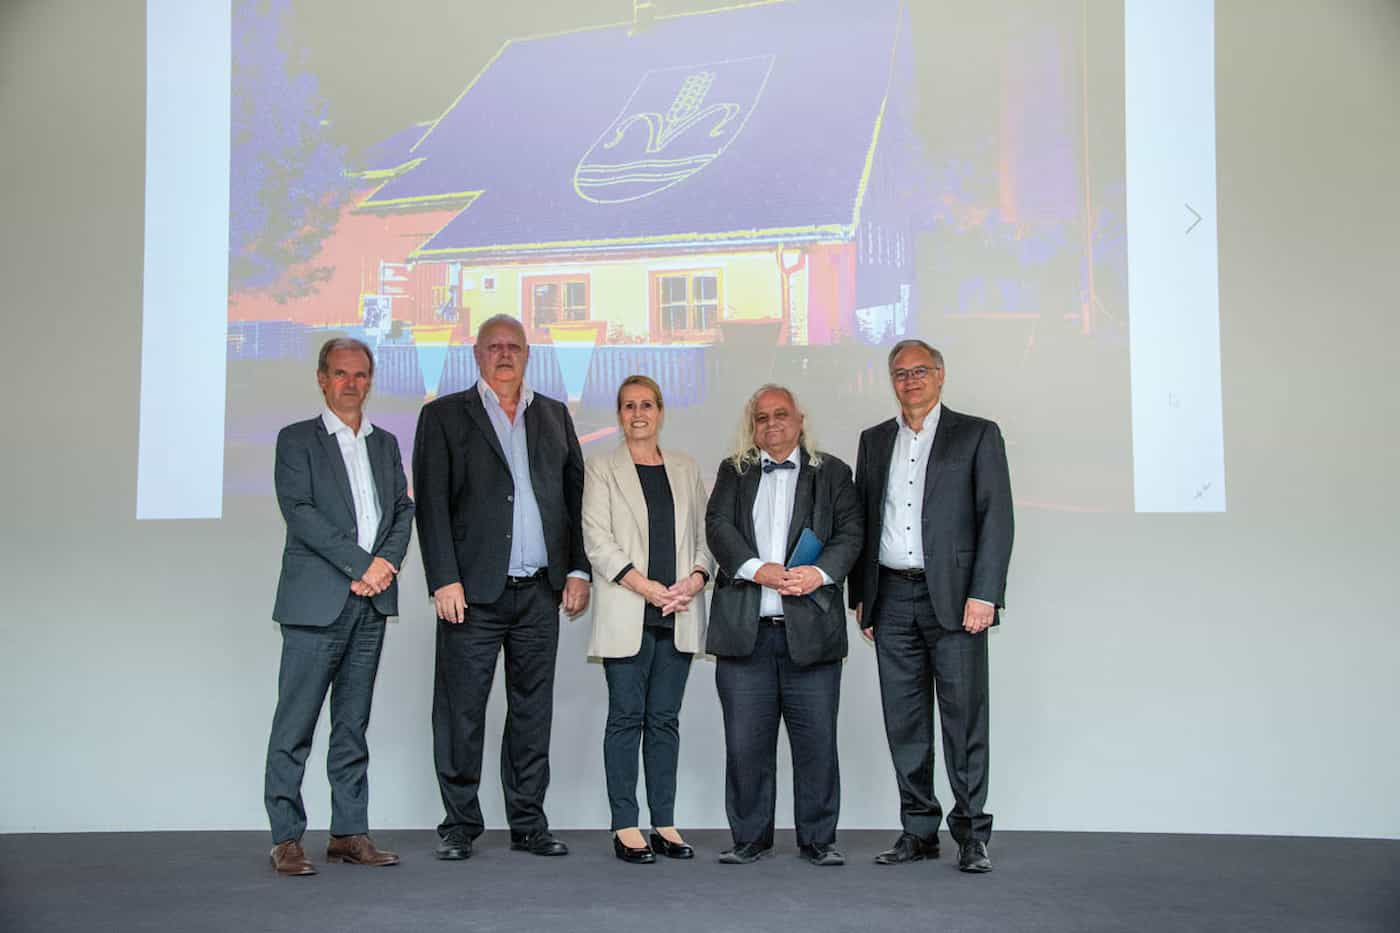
xmin=478 ymin=380 xmax=549 ymax=577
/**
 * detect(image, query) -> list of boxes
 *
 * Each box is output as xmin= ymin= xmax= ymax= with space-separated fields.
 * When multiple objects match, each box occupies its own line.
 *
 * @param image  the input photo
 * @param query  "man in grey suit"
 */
xmin=265 ymin=337 xmax=415 ymax=876
xmin=413 ymin=314 xmax=591 ymax=861
xmin=705 ymin=385 xmax=863 ymax=866
xmin=850 ymin=339 xmax=1014 ymax=873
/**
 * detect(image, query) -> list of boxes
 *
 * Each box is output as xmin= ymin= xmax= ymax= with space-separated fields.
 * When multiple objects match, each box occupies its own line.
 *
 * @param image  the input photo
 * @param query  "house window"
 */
xmin=522 ymin=274 xmax=590 ymax=335
xmin=652 ymin=270 xmax=721 ymax=339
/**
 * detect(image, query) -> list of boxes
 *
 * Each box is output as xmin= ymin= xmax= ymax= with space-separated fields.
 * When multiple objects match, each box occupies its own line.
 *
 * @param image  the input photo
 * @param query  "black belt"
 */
xmin=880 ymin=565 xmax=925 ymax=581
xmin=759 ymin=615 xmax=785 ymax=626
xmin=505 ymin=569 xmax=548 ymax=588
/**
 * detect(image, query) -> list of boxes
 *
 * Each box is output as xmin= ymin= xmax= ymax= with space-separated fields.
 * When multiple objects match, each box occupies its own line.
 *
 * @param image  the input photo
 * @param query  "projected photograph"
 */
xmin=223 ymin=0 xmax=1131 ymax=511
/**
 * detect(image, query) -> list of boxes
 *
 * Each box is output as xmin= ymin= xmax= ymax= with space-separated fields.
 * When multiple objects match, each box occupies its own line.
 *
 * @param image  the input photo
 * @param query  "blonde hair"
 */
xmin=727 ymin=383 xmax=822 ymax=471
xmin=615 ymin=374 xmax=664 ymax=412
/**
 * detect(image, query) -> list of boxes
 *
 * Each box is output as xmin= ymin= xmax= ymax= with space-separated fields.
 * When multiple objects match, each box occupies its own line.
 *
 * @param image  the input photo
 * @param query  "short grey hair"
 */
xmin=887 ymin=338 xmax=944 ymax=372
xmin=727 ymin=383 xmax=823 ymax=471
xmin=317 ymin=337 xmax=375 ymax=377
xmin=476 ymin=313 xmax=528 ymax=345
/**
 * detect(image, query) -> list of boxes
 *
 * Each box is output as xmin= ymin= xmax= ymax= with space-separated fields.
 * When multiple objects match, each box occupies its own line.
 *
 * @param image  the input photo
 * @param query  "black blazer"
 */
xmin=412 ymin=386 xmax=589 ymax=605
xmin=272 ymin=416 xmax=415 ymax=627
xmin=849 ymin=406 xmax=1014 ymax=631
xmin=705 ymin=450 xmax=863 ymax=666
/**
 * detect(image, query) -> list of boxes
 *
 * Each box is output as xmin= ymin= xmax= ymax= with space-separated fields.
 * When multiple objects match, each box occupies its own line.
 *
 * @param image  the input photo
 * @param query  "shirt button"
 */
xmin=507 ymin=495 xmax=514 ymax=502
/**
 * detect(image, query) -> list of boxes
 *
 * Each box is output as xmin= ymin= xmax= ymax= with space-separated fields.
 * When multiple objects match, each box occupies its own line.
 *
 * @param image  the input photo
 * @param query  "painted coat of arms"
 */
xmin=574 ymin=54 xmax=775 ymax=204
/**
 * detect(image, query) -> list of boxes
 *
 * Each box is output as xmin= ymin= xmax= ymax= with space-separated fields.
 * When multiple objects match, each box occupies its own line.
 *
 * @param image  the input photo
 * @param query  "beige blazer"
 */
xmin=582 ymin=444 xmax=715 ymax=658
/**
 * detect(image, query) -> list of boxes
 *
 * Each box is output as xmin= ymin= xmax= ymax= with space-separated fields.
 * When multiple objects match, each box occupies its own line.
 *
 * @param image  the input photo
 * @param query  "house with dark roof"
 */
xmin=356 ymin=0 xmax=928 ymax=348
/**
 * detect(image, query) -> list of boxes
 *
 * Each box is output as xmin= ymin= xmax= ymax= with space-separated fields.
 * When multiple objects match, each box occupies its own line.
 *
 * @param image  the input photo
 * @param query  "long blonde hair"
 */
xmin=727 ymin=383 xmax=823 ymax=472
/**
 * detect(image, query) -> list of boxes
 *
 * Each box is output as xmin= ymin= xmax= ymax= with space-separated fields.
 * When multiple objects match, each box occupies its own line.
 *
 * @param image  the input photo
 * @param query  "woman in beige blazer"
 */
xmin=581 ymin=375 xmax=714 ymax=865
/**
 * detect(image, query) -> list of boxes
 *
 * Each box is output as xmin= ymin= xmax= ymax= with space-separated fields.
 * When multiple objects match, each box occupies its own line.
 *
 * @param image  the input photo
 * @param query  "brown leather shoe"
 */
xmin=326 ymin=833 xmax=400 ymax=866
xmin=270 ymin=839 xmax=317 ymax=876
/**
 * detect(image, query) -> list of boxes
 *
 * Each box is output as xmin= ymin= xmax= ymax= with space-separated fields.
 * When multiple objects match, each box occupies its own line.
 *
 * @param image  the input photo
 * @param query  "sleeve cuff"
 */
xmin=968 ymin=597 xmax=995 ymax=607
xmin=568 ymin=570 xmax=591 ymax=582
xmin=612 ymin=563 xmax=635 ymax=585
xmin=736 ymin=558 xmax=763 ymax=582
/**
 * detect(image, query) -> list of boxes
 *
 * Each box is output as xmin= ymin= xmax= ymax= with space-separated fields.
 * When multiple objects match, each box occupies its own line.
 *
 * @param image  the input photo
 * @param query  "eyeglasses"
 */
xmin=891 ymin=365 xmax=939 ymax=383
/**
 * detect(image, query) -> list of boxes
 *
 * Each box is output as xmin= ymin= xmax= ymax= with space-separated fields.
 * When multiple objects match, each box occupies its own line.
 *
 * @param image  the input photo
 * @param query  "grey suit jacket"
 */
xmin=849 ymin=406 xmax=1014 ymax=631
xmin=412 ymin=386 xmax=590 ymax=605
xmin=272 ymin=416 xmax=415 ymax=627
xmin=705 ymin=450 xmax=862 ymax=667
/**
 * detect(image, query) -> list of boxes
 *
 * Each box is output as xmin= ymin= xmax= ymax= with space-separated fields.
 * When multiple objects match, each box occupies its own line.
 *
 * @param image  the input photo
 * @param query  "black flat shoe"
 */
xmin=958 ymin=840 xmax=992 ymax=873
xmin=435 ymin=830 xmax=473 ymax=861
xmin=613 ymin=834 xmax=655 ymax=864
xmin=510 ymin=829 xmax=569 ymax=856
xmin=649 ymin=832 xmax=695 ymax=860
xmin=798 ymin=842 xmax=845 ymax=866
xmin=874 ymin=832 xmax=939 ymax=865
xmin=717 ymin=842 xmax=772 ymax=865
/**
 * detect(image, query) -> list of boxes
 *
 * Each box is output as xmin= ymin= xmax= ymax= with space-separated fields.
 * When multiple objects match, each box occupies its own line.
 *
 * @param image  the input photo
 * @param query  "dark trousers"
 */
xmin=264 ymin=594 xmax=386 ymax=843
xmin=602 ymin=627 xmax=692 ymax=830
xmin=715 ymin=623 xmax=842 ymax=848
xmin=432 ymin=578 xmax=559 ymax=839
xmin=873 ymin=572 xmax=992 ymax=844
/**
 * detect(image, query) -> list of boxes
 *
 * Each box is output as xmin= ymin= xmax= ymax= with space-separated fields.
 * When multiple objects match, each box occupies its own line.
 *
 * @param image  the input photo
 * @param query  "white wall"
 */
xmin=1 ymin=0 xmax=1397 ymax=837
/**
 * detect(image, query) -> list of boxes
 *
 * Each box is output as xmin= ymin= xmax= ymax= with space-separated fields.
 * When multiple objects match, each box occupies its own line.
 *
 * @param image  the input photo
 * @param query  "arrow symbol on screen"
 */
xmin=1185 ymin=203 xmax=1203 ymax=235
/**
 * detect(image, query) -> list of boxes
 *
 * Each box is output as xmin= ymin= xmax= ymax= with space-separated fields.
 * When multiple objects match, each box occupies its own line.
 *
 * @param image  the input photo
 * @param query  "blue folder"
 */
xmin=786 ymin=528 xmax=824 ymax=568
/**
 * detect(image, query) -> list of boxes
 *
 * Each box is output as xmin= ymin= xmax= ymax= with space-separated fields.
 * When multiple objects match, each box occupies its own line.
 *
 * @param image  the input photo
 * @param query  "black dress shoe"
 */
xmin=874 ymin=832 xmax=940 ymax=865
xmin=434 ymin=830 xmax=473 ymax=861
xmin=613 ymin=834 xmax=655 ymax=864
xmin=649 ymin=833 xmax=695 ymax=860
xmin=958 ymin=840 xmax=992 ymax=873
xmin=510 ymin=829 xmax=569 ymax=856
xmin=717 ymin=842 xmax=772 ymax=865
xmin=798 ymin=842 xmax=845 ymax=866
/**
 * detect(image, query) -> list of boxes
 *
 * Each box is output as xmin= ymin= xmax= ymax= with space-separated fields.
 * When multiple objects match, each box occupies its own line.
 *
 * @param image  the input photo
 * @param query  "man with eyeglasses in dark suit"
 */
xmin=850 ymin=340 xmax=1014 ymax=873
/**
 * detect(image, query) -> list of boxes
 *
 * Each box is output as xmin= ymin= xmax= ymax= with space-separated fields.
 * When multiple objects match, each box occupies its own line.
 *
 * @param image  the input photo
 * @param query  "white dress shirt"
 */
xmin=878 ymin=403 xmax=940 ymax=570
xmin=737 ymin=448 xmax=831 ymax=617
xmin=879 ymin=403 xmax=994 ymax=607
xmin=321 ymin=408 xmax=380 ymax=553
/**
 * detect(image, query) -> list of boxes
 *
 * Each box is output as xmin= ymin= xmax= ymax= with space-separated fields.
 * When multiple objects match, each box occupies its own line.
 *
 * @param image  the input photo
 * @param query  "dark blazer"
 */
xmin=272 ymin=416 xmax=415 ymax=627
xmin=412 ymin=386 xmax=589 ymax=605
xmin=705 ymin=450 xmax=863 ymax=667
xmin=849 ymin=406 xmax=1014 ymax=631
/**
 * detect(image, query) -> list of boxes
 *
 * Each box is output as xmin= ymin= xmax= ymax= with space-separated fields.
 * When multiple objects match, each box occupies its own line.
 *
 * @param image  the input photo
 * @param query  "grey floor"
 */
xmin=1 ymin=830 xmax=1396 ymax=932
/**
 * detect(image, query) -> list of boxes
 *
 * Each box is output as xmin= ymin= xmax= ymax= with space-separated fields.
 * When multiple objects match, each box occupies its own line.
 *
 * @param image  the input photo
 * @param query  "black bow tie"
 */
xmin=762 ymin=459 xmax=796 ymax=474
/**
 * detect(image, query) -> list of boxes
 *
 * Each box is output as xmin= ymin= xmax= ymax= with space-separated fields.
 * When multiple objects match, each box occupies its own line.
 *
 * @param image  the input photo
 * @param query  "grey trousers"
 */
xmin=264 ymin=594 xmax=386 ymax=843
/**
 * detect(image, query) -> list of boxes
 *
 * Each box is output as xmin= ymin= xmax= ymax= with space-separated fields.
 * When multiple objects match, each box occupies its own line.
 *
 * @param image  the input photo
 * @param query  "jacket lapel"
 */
xmin=464 ymin=387 xmax=510 ymax=472
xmin=317 ymin=422 xmax=356 ymax=518
xmin=369 ymin=428 xmax=393 ymax=545
xmin=924 ymin=406 xmax=960 ymax=503
xmin=738 ymin=458 xmax=762 ymax=550
xmin=785 ymin=451 xmax=815 ymax=560
xmin=872 ymin=418 xmax=897 ymax=518
xmin=613 ymin=443 xmax=650 ymax=552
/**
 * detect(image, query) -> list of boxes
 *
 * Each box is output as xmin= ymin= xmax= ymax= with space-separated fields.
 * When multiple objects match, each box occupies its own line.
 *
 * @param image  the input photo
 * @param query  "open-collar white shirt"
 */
xmin=321 ymin=407 xmax=380 ymax=553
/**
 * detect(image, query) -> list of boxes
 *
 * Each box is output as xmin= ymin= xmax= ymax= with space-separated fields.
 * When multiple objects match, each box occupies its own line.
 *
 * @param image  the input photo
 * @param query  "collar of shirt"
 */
xmin=478 ymin=378 xmax=534 ymax=413
xmin=760 ymin=447 xmax=802 ymax=472
xmin=321 ymin=407 xmax=373 ymax=439
xmin=899 ymin=401 xmax=941 ymax=438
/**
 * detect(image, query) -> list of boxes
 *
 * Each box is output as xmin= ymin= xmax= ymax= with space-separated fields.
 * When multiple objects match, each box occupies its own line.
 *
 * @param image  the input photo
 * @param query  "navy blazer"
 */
xmin=412 ymin=386 xmax=589 ymax=605
xmin=272 ymin=416 xmax=415 ymax=627
xmin=849 ymin=406 xmax=1014 ymax=631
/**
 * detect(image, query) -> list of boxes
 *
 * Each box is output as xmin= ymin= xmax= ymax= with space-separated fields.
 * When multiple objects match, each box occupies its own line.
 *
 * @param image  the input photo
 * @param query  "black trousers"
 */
xmin=432 ymin=577 xmax=559 ymax=839
xmin=602 ymin=627 xmax=692 ymax=830
xmin=715 ymin=623 xmax=842 ymax=848
xmin=873 ymin=572 xmax=992 ymax=844
xmin=264 ymin=594 xmax=386 ymax=843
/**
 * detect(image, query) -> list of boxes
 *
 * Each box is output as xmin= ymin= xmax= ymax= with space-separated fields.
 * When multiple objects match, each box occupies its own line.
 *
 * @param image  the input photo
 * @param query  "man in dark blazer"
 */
xmin=850 ymin=339 xmax=1013 ymax=873
xmin=265 ymin=338 xmax=415 ymax=876
xmin=413 ymin=314 xmax=591 ymax=861
xmin=705 ymin=384 xmax=862 ymax=866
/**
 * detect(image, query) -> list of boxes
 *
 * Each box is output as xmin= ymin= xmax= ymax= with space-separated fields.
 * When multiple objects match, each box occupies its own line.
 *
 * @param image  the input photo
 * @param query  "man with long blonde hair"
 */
xmin=704 ymin=385 xmax=862 ymax=866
